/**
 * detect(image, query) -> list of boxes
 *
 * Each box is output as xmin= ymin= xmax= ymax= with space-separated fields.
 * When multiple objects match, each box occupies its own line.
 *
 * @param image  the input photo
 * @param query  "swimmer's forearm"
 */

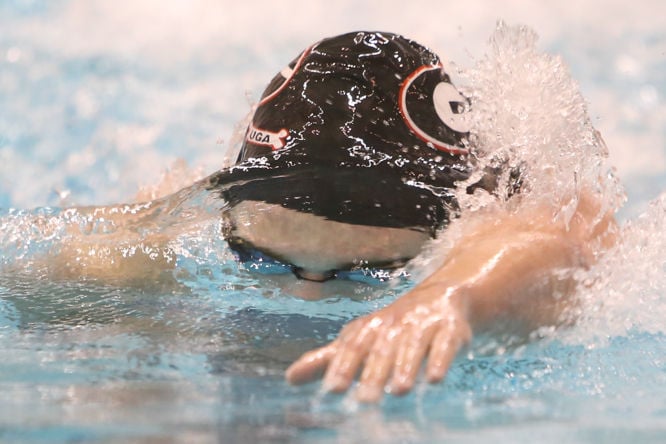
xmin=423 ymin=212 xmax=585 ymax=328
xmin=403 ymin=193 xmax=616 ymax=335
xmin=444 ymin=194 xmax=617 ymax=327
xmin=34 ymin=201 xmax=179 ymax=284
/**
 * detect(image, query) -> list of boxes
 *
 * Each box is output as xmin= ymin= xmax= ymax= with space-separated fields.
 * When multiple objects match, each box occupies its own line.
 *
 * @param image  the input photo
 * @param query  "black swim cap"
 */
xmin=215 ymin=31 xmax=472 ymax=234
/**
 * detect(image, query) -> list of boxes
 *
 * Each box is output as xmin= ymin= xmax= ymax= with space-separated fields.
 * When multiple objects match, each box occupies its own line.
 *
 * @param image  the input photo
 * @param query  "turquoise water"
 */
xmin=1 ymin=1 xmax=665 ymax=443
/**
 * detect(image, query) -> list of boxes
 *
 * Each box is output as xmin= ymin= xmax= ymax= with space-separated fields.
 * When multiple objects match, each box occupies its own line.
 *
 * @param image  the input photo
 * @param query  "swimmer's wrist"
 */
xmin=400 ymin=279 xmax=470 ymax=320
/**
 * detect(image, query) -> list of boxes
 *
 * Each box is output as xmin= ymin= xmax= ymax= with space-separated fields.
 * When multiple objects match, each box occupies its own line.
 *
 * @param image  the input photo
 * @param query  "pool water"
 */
xmin=1 ymin=1 xmax=665 ymax=443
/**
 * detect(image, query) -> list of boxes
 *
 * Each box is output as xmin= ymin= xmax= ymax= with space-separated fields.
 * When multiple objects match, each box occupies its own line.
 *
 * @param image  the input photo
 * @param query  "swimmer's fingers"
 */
xmin=354 ymin=313 xmax=468 ymax=401
xmin=285 ymin=343 xmax=338 ymax=385
xmin=389 ymin=322 xmax=439 ymax=396
xmin=321 ymin=317 xmax=383 ymax=393
xmin=425 ymin=317 xmax=471 ymax=383
xmin=355 ymin=325 xmax=399 ymax=402
xmin=287 ymin=301 xmax=471 ymax=401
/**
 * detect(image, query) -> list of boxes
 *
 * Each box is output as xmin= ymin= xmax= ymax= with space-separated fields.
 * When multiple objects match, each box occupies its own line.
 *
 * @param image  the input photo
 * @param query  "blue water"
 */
xmin=1 ymin=1 xmax=665 ymax=443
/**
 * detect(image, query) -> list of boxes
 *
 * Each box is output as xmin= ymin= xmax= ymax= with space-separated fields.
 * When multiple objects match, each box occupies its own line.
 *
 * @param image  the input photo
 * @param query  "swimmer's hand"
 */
xmin=285 ymin=284 xmax=471 ymax=403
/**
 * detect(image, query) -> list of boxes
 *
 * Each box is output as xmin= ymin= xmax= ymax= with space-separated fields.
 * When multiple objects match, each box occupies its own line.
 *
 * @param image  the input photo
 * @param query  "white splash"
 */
xmin=568 ymin=192 xmax=666 ymax=343
xmin=413 ymin=24 xmax=665 ymax=343
xmin=459 ymin=22 xmax=624 ymax=221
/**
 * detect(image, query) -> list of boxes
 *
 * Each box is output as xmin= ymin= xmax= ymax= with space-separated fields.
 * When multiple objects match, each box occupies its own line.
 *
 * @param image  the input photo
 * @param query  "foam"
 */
xmin=459 ymin=23 xmax=623 ymax=218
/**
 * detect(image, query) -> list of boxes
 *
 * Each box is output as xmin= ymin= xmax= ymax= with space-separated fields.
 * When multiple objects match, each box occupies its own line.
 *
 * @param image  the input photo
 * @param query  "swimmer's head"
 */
xmin=237 ymin=31 xmax=471 ymax=167
xmin=216 ymin=32 xmax=475 ymax=277
xmin=219 ymin=32 xmax=473 ymax=235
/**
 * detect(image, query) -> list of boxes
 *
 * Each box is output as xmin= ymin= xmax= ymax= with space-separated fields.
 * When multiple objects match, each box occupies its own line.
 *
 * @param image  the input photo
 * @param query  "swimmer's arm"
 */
xmin=39 ymin=175 xmax=216 ymax=284
xmin=286 ymin=193 xmax=617 ymax=402
xmin=29 ymin=198 xmax=183 ymax=284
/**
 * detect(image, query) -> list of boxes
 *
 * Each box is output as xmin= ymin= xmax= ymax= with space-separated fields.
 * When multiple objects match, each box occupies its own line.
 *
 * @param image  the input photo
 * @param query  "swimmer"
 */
xmin=215 ymin=31 xmax=616 ymax=401
xmin=32 ymin=31 xmax=618 ymax=402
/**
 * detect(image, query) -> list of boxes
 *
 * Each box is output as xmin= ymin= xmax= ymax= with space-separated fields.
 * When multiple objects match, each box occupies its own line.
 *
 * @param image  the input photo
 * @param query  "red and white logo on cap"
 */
xmin=399 ymin=64 xmax=471 ymax=155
